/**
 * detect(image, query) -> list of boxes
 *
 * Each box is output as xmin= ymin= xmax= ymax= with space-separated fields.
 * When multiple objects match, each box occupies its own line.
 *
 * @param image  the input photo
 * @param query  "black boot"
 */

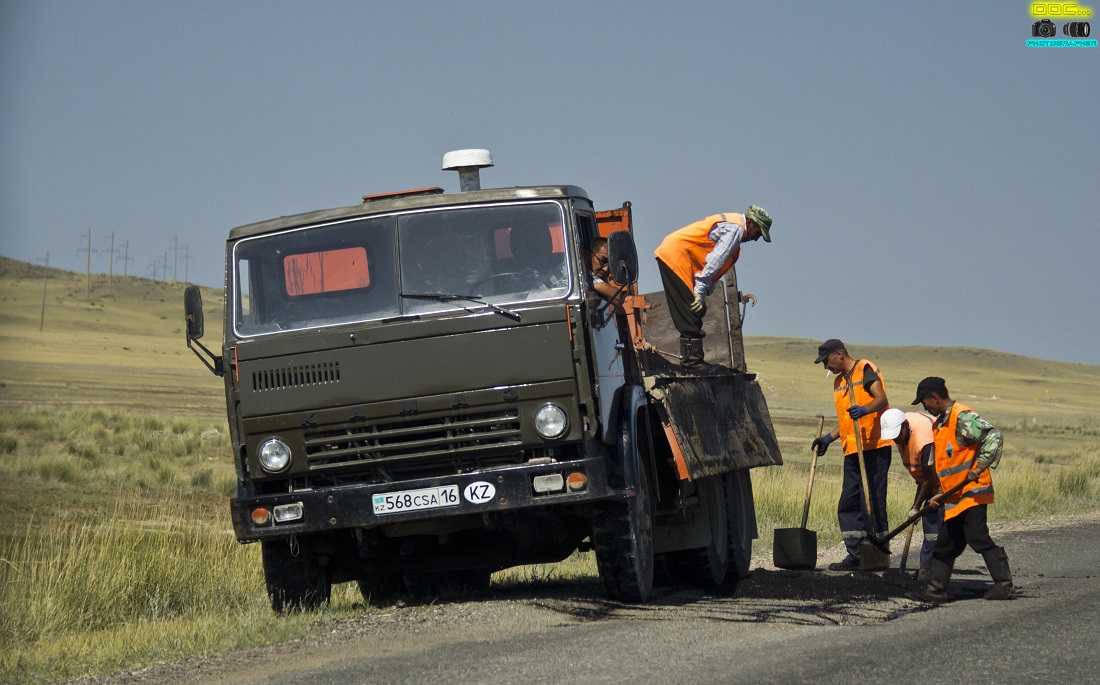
xmin=982 ymin=547 xmax=1016 ymax=600
xmin=906 ymin=558 xmax=952 ymax=603
xmin=679 ymin=337 xmax=705 ymax=368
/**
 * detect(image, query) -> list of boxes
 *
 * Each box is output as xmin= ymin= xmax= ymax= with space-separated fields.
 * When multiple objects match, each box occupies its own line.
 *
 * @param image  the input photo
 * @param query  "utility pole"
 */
xmin=163 ymin=250 xmax=169 ymax=282
xmin=180 ymin=244 xmax=192 ymax=285
xmin=38 ymin=252 xmax=49 ymax=331
xmin=117 ymin=240 xmax=133 ymax=279
xmin=77 ymin=229 xmax=96 ymax=299
xmin=173 ymin=234 xmax=179 ymax=282
xmin=104 ymin=231 xmax=116 ymax=283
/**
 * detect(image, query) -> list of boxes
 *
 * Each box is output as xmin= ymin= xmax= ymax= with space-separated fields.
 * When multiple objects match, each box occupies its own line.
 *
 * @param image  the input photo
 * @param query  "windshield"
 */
xmin=232 ymin=201 xmax=571 ymax=337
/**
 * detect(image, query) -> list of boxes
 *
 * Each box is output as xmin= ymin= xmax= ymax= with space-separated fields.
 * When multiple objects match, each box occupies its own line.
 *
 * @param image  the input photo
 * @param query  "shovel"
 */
xmin=839 ymin=372 xmax=891 ymax=572
xmin=863 ymin=481 xmax=967 ymax=558
xmin=773 ymin=416 xmax=825 ymax=570
xmin=899 ymin=481 xmax=932 ymax=574
xmin=853 ymin=426 xmax=892 ymax=571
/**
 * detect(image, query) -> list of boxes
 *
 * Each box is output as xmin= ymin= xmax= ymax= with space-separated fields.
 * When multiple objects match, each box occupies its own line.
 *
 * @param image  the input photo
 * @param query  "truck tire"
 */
xmin=668 ymin=475 xmax=729 ymax=586
xmin=593 ymin=456 xmax=655 ymax=602
xmin=261 ymin=538 xmax=332 ymax=613
xmin=723 ymin=469 xmax=757 ymax=584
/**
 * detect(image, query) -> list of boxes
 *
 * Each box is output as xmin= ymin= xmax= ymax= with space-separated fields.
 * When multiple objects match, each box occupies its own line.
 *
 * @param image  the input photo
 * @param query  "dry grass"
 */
xmin=1 ymin=257 xmax=1099 ymax=682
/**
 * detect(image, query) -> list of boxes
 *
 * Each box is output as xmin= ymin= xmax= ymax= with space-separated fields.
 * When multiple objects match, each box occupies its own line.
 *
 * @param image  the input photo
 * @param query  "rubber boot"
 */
xmin=915 ymin=567 xmax=929 ymax=585
xmin=906 ymin=558 xmax=952 ymax=603
xmin=679 ymin=337 xmax=705 ymax=368
xmin=982 ymin=547 xmax=1017 ymax=600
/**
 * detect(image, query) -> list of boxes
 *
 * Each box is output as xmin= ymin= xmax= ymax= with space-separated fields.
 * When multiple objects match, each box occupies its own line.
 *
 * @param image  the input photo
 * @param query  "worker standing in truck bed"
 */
xmin=653 ymin=205 xmax=772 ymax=368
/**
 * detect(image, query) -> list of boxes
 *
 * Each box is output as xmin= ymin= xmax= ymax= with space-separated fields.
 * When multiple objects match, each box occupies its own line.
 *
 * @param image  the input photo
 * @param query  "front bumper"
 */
xmin=230 ymin=456 xmax=614 ymax=541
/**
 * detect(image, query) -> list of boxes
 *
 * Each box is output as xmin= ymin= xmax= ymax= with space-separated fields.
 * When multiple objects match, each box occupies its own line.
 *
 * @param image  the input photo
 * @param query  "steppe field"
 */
xmin=2 ymin=256 xmax=1099 ymax=683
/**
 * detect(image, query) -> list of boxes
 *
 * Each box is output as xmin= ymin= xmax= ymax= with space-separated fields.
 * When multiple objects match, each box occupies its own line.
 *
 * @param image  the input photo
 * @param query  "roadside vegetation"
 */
xmin=2 ymin=259 xmax=1099 ymax=683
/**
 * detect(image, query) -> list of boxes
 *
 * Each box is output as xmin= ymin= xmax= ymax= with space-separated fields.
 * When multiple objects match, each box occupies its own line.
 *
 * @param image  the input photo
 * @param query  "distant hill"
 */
xmin=2 ymin=255 xmax=1097 ymax=430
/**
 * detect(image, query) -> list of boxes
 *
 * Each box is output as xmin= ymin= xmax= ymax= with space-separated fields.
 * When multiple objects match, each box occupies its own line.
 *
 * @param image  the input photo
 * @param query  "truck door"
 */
xmin=577 ymin=211 xmax=624 ymax=442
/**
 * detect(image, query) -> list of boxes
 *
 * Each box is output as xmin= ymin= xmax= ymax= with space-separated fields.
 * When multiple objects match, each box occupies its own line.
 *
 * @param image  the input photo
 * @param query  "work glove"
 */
xmin=689 ymin=293 xmax=707 ymax=317
xmin=907 ymin=508 xmax=920 ymax=519
xmin=847 ymin=404 xmax=870 ymax=419
xmin=811 ymin=434 xmax=834 ymax=457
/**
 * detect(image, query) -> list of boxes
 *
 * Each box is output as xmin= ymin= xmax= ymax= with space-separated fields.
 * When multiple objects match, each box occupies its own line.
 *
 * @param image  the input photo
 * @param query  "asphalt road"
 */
xmin=82 ymin=514 xmax=1100 ymax=685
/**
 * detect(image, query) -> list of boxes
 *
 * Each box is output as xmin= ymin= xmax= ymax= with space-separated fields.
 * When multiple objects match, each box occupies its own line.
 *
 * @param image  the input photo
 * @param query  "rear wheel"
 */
xmin=593 ymin=456 xmax=655 ymax=602
xmin=669 ymin=475 xmax=729 ymax=586
xmin=723 ymin=469 xmax=757 ymax=583
xmin=261 ymin=537 xmax=332 ymax=614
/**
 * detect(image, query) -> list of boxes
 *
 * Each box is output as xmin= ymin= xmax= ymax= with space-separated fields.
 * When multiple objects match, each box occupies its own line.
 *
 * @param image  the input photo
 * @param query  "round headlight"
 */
xmin=258 ymin=438 xmax=292 ymax=473
xmin=534 ymin=404 xmax=569 ymax=439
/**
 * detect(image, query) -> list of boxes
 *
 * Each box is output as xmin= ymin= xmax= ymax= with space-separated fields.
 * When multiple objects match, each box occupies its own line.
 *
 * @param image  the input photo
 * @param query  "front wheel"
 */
xmin=593 ymin=457 xmax=655 ymax=602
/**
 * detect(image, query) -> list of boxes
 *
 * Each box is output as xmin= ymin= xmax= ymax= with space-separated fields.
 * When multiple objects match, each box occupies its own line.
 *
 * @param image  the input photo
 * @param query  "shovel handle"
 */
xmin=876 ymin=481 xmax=967 ymax=545
xmin=898 ymin=482 xmax=930 ymax=572
xmin=844 ymin=372 xmax=878 ymax=536
xmin=800 ymin=416 xmax=826 ymax=529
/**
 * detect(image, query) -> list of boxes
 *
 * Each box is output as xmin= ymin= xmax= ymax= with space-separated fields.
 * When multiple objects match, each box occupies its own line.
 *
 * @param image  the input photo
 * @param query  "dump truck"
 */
xmin=184 ymin=149 xmax=781 ymax=611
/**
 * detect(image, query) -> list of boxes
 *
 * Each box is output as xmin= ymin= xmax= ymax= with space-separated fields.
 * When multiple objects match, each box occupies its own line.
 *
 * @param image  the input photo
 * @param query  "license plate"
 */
xmin=372 ymin=484 xmax=460 ymax=515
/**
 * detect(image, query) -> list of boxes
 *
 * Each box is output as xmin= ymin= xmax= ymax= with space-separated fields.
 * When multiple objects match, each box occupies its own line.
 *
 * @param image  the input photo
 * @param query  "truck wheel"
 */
xmin=669 ymin=475 xmax=729 ymax=586
xmin=723 ymin=469 xmax=757 ymax=584
xmin=261 ymin=538 xmax=332 ymax=613
xmin=593 ymin=457 xmax=655 ymax=602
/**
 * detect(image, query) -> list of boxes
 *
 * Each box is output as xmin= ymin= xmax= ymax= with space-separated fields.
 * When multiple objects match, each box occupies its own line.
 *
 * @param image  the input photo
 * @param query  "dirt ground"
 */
xmin=65 ymin=511 xmax=1100 ymax=685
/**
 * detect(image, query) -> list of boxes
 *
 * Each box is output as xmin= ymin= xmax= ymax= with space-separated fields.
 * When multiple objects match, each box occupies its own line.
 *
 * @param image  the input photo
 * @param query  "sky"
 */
xmin=2 ymin=1 xmax=1098 ymax=365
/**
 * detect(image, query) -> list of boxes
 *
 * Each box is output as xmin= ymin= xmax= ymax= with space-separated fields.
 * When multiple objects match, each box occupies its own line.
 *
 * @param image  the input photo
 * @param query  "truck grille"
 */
xmin=252 ymin=361 xmax=340 ymax=392
xmin=303 ymin=409 xmax=523 ymax=474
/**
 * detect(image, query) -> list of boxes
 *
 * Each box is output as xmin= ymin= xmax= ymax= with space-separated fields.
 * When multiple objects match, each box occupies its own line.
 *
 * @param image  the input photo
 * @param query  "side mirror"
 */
xmin=184 ymin=286 xmax=204 ymax=340
xmin=607 ymin=230 xmax=638 ymax=286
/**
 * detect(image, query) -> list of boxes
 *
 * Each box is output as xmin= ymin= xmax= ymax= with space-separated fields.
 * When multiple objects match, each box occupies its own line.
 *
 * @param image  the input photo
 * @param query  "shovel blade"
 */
xmin=773 ymin=527 xmax=818 ymax=570
xmin=859 ymin=539 xmax=891 ymax=571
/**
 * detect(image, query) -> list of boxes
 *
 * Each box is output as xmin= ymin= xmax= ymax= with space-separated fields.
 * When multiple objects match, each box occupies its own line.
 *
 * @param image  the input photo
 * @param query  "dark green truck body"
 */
xmin=186 ymin=171 xmax=781 ymax=609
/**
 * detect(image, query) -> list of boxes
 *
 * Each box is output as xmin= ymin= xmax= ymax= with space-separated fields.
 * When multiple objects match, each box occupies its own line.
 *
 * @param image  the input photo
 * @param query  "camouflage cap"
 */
xmin=745 ymin=205 xmax=772 ymax=242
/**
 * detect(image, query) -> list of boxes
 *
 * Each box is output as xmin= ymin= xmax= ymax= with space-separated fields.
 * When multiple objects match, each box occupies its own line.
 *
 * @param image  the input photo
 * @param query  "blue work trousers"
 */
xmin=838 ymin=445 xmax=891 ymax=559
xmin=913 ymin=482 xmax=944 ymax=569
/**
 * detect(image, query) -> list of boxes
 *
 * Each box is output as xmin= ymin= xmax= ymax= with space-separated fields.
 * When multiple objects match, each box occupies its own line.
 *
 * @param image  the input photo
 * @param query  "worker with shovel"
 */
xmin=908 ymin=377 xmax=1015 ymax=602
xmin=811 ymin=339 xmax=892 ymax=570
xmin=879 ymin=408 xmax=943 ymax=583
xmin=654 ymin=205 xmax=772 ymax=368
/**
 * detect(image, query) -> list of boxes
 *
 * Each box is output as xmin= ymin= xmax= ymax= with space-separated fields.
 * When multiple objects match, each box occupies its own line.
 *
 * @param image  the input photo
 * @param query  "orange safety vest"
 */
xmin=832 ymin=360 xmax=891 ymax=455
xmin=654 ymin=213 xmax=744 ymax=289
xmin=899 ymin=412 xmax=935 ymax=483
xmin=933 ymin=401 xmax=994 ymax=521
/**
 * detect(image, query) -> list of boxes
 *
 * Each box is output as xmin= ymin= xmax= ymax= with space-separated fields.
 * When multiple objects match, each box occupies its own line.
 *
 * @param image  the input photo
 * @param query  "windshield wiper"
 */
xmin=400 ymin=292 xmax=522 ymax=323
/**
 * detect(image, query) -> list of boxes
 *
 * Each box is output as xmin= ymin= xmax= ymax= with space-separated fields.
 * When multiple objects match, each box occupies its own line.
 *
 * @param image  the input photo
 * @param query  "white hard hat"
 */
xmin=879 ymin=408 xmax=906 ymax=440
